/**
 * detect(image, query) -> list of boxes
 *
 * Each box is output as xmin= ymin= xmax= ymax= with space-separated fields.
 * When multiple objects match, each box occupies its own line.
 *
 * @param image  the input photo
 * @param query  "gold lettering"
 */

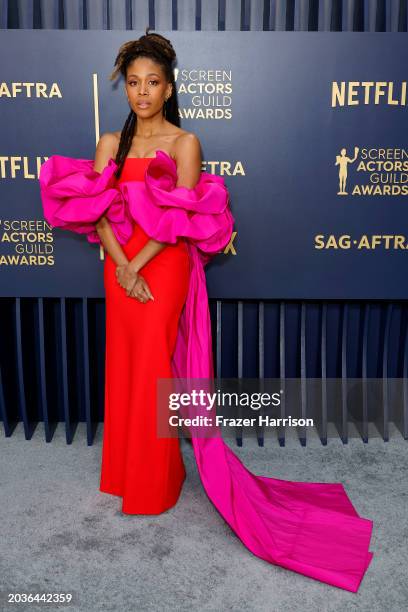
xmin=224 ymin=231 xmax=237 ymax=255
xmin=331 ymin=81 xmax=407 ymax=106
xmin=0 ymin=82 xmax=62 ymax=98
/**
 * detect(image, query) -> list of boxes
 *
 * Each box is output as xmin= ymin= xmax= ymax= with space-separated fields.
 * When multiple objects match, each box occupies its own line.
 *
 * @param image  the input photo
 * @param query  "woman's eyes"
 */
xmin=128 ymin=80 xmax=158 ymax=86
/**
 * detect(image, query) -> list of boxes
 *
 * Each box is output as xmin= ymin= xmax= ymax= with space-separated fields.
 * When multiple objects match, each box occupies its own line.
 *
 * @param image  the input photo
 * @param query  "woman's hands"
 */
xmin=129 ymin=276 xmax=154 ymax=303
xmin=115 ymin=263 xmax=138 ymax=295
xmin=115 ymin=263 xmax=154 ymax=303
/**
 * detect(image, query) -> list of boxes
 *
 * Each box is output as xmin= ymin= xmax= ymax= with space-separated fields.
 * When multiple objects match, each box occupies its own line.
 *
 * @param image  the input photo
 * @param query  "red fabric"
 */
xmin=100 ymin=157 xmax=190 ymax=513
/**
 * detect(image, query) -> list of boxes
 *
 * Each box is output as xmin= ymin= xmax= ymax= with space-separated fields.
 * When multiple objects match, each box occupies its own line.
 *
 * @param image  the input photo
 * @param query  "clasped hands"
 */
xmin=115 ymin=263 xmax=154 ymax=304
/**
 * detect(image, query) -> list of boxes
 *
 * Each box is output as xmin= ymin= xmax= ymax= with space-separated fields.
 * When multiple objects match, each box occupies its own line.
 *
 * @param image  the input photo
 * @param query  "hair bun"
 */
xmin=144 ymin=28 xmax=176 ymax=63
xmin=109 ymin=30 xmax=176 ymax=81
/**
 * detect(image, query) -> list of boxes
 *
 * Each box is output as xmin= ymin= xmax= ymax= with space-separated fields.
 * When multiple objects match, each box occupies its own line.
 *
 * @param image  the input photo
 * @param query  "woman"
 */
xmin=39 ymin=29 xmax=374 ymax=593
xmin=94 ymin=36 xmax=198 ymax=515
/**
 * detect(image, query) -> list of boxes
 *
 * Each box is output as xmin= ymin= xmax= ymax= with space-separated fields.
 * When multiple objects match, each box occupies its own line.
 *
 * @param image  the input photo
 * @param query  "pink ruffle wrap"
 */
xmin=39 ymin=150 xmax=374 ymax=592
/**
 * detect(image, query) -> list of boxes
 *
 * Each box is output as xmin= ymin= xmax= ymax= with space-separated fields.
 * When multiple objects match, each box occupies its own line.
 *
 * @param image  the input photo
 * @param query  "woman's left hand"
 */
xmin=115 ymin=264 xmax=138 ymax=295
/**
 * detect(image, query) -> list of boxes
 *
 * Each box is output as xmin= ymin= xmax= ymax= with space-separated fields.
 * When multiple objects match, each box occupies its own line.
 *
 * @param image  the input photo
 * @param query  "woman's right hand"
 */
xmin=130 ymin=275 xmax=154 ymax=303
xmin=116 ymin=263 xmax=138 ymax=294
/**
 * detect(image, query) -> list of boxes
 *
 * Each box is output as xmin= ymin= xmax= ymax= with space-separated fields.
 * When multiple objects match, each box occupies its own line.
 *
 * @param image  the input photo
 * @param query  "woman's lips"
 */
xmin=137 ymin=102 xmax=150 ymax=108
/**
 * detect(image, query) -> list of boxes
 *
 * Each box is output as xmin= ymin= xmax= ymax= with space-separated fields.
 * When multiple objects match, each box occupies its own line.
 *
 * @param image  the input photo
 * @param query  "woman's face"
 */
xmin=124 ymin=57 xmax=171 ymax=117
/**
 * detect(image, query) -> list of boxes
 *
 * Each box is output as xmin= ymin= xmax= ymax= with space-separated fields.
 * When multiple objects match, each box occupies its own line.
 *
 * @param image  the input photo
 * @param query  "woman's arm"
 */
xmin=126 ymin=133 xmax=202 ymax=274
xmin=95 ymin=217 xmax=129 ymax=266
xmin=93 ymin=133 xmax=129 ymax=266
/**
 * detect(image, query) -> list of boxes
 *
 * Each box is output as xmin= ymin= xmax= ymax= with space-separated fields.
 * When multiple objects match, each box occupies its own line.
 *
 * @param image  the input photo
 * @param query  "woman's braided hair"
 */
xmin=109 ymin=27 xmax=180 ymax=179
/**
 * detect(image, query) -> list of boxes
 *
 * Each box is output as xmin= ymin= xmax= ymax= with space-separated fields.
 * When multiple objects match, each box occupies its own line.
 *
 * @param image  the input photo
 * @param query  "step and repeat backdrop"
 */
xmin=0 ymin=30 xmax=407 ymax=298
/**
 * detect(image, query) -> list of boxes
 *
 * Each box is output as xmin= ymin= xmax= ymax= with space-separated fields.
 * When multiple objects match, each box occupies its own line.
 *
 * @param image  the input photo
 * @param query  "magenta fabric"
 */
xmin=39 ymin=150 xmax=374 ymax=592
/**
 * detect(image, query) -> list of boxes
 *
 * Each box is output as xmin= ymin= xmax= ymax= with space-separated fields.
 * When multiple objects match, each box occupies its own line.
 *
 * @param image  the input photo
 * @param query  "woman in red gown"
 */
xmin=39 ymin=29 xmax=374 ymax=593
xmin=92 ymin=31 xmax=198 ymax=514
xmin=100 ymin=156 xmax=190 ymax=514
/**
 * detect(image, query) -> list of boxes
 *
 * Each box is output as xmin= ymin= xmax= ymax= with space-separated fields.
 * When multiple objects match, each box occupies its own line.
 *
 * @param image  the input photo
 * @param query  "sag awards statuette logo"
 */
xmin=335 ymin=147 xmax=408 ymax=196
xmin=335 ymin=147 xmax=359 ymax=195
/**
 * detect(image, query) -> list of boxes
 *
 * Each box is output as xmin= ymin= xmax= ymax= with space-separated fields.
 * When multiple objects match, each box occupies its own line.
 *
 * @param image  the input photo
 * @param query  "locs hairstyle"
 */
xmin=109 ymin=27 xmax=180 ymax=180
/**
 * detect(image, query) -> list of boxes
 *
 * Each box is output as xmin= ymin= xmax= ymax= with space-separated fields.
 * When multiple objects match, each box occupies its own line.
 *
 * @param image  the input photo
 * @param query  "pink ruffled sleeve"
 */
xmin=39 ymin=155 xmax=134 ymax=245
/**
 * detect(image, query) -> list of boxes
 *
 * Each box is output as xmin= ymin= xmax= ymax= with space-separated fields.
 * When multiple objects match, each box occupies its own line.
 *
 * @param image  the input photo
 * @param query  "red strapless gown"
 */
xmin=99 ymin=156 xmax=190 ymax=514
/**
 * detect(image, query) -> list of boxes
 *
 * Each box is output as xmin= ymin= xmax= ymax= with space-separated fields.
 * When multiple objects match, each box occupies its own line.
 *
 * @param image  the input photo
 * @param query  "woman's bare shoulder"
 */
xmin=96 ymin=132 xmax=120 ymax=155
xmin=94 ymin=132 xmax=119 ymax=172
xmin=111 ymin=131 xmax=121 ymax=157
xmin=171 ymin=127 xmax=199 ymax=142
xmin=172 ymin=130 xmax=202 ymax=160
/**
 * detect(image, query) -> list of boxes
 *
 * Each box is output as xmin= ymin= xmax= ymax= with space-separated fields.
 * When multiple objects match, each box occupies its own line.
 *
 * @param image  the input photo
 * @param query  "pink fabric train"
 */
xmin=39 ymin=149 xmax=374 ymax=593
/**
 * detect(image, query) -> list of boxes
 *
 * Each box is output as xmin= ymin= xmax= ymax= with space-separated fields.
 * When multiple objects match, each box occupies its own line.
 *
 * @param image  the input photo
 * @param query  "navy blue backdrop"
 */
xmin=1 ymin=30 xmax=407 ymax=299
